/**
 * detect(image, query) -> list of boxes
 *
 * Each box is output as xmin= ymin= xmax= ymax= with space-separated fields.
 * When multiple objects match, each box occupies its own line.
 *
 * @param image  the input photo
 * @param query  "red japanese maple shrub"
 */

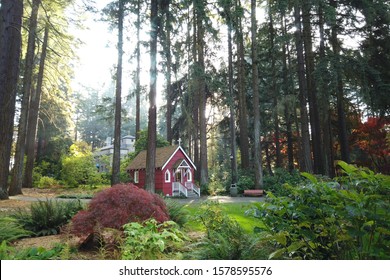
xmin=70 ymin=183 xmax=169 ymax=238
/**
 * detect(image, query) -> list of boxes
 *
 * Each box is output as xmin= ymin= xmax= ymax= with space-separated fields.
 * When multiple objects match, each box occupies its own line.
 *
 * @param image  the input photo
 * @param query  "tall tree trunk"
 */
xmin=236 ymin=0 xmax=250 ymax=169
xmin=227 ymin=10 xmax=238 ymax=187
xmin=318 ymin=4 xmax=335 ymax=177
xmin=111 ymin=0 xmax=124 ymax=186
xmin=302 ymin=1 xmax=324 ymax=174
xmin=293 ymin=2 xmax=313 ymax=173
xmin=0 ymin=0 xmax=24 ymax=199
xmin=135 ymin=0 xmax=141 ymax=140
xmin=281 ymin=13 xmax=295 ymax=172
xmin=268 ymin=2 xmax=281 ymax=168
xmin=196 ymin=0 xmax=208 ymax=186
xmin=145 ymin=0 xmax=159 ymax=192
xmin=191 ymin=4 xmax=199 ymax=181
xmin=164 ymin=1 xmax=173 ymax=144
xmin=10 ymin=0 xmax=41 ymax=196
xmin=23 ymin=23 xmax=49 ymax=189
xmin=264 ymin=140 xmax=273 ymax=176
xmin=285 ymin=106 xmax=295 ymax=172
xmin=252 ymin=0 xmax=263 ymax=188
xmin=330 ymin=0 xmax=350 ymax=163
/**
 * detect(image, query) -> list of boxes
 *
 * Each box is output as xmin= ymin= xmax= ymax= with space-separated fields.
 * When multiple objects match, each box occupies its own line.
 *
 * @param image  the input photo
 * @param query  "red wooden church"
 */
xmin=126 ymin=145 xmax=200 ymax=198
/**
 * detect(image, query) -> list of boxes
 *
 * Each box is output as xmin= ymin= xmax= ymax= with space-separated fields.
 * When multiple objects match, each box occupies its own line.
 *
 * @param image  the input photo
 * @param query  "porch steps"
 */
xmin=172 ymin=189 xmax=199 ymax=198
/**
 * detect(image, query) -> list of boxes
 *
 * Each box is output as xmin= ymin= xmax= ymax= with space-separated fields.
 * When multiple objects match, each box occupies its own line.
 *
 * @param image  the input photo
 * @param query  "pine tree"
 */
xmin=0 ymin=0 xmax=24 ymax=199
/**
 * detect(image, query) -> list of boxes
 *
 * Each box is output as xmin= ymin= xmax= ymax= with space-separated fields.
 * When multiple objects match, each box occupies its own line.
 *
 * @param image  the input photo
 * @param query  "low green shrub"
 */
xmin=262 ymin=168 xmax=303 ymax=196
xmin=13 ymin=199 xmax=84 ymax=236
xmin=164 ymin=199 xmax=190 ymax=227
xmin=0 ymin=217 xmax=33 ymax=243
xmin=187 ymin=202 xmax=265 ymax=260
xmin=207 ymin=180 xmax=225 ymax=196
xmin=252 ymin=162 xmax=390 ymax=260
xmin=37 ymin=176 xmax=61 ymax=189
xmin=237 ymin=170 xmax=255 ymax=193
xmin=121 ymin=219 xmax=188 ymax=260
xmin=0 ymin=241 xmax=66 ymax=260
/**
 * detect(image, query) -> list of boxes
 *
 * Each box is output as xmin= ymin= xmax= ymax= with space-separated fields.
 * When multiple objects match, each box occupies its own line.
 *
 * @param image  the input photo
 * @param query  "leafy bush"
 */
xmin=236 ymin=169 xmax=255 ymax=193
xmin=262 ymin=168 xmax=303 ymax=196
xmin=32 ymin=160 xmax=58 ymax=187
xmin=70 ymin=184 xmax=170 ymax=238
xmin=121 ymin=219 xmax=188 ymax=260
xmin=60 ymin=142 xmax=103 ymax=188
xmin=37 ymin=176 xmax=61 ymax=188
xmin=61 ymin=155 xmax=100 ymax=187
xmin=188 ymin=202 xmax=253 ymax=260
xmin=0 ymin=241 xmax=66 ymax=260
xmin=253 ymin=162 xmax=390 ymax=260
xmin=164 ymin=199 xmax=190 ymax=227
xmin=207 ymin=180 xmax=225 ymax=196
xmin=0 ymin=217 xmax=33 ymax=243
xmin=13 ymin=199 xmax=84 ymax=236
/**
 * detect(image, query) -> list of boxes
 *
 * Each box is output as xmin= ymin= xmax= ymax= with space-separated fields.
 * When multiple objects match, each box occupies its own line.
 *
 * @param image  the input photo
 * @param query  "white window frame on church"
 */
xmin=165 ymin=169 xmax=171 ymax=183
xmin=134 ymin=171 xmax=139 ymax=183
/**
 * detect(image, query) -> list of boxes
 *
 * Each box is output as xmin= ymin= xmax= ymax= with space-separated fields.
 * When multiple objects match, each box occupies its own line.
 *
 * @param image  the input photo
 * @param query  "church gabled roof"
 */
xmin=126 ymin=145 xmax=196 ymax=171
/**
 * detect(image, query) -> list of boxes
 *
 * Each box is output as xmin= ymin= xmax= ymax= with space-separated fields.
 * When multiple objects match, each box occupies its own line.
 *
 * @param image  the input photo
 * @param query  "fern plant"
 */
xmin=0 ymin=217 xmax=33 ymax=242
xmin=252 ymin=162 xmax=390 ymax=260
xmin=13 ymin=199 xmax=84 ymax=236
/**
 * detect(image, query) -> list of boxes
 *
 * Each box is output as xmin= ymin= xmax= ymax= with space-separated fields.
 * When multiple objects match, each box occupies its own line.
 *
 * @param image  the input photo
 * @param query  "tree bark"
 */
xmin=236 ymin=0 xmax=250 ymax=169
xmin=268 ymin=2 xmax=281 ymax=169
xmin=23 ymin=23 xmax=49 ymax=189
xmin=330 ymin=0 xmax=350 ymax=163
xmin=302 ymin=1 xmax=324 ymax=174
xmin=0 ymin=0 xmax=24 ymax=199
xmin=280 ymin=13 xmax=295 ymax=172
xmin=191 ymin=4 xmax=199 ymax=181
xmin=318 ymin=4 xmax=335 ymax=177
xmin=10 ymin=0 xmax=41 ymax=196
xmin=196 ymin=0 xmax=208 ymax=186
xmin=135 ymin=0 xmax=141 ymax=140
xmin=252 ymin=0 xmax=263 ymax=188
xmin=227 ymin=9 xmax=237 ymax=187
xmin=163 ymin=1 xmax=173 ymax=144
xmin=145 ymin=0 xmax=159 ymax=192
xmin=111 ymin=0 xmax=124 ymax=186
xmin=293 ymin=2 xmax=313 ymax=173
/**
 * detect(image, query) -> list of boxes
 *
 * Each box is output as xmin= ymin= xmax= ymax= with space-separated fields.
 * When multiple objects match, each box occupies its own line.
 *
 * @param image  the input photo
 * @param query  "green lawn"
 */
xmin=183 ymin=202 xmax=264 ymax=234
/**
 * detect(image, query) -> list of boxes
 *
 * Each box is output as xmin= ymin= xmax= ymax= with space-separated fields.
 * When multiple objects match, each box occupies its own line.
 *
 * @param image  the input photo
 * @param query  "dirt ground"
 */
xmin=1 ymin=188 xmax=83 ymax=254
xmin=1 ymin=188 xmax=60 ymax=212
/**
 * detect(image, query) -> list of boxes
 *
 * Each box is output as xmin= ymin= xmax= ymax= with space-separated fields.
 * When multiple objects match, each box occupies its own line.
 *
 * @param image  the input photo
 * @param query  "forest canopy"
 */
xmin=0 ymin=0 xmax=389 ymax=199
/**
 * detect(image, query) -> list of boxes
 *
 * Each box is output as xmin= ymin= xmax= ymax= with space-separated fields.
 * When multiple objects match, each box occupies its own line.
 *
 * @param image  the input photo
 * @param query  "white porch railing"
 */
xmin=172 ymin=182 xmax=187 ymax=197
xmin=185 ymin=182 xmax=200 ymax=197
xmin=172 ymin=182 xmax=200 ymax=198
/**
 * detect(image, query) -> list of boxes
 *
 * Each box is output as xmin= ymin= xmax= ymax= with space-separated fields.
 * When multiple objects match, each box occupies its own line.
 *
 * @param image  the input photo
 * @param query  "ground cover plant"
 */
xmin=0 ymin=217 xmax=32 ymax=243
xmin=121 ymin=219 xmax=189 ymax=260
xmin=12 ymin=199 xmax=84 ymax=237
xmin=183 ymin=202 xmax=270 ymax=260
xmin=0 ymin=241 xmax=67 ymax=260
xmin=251 ymin=162 xmax=390 ymax=260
